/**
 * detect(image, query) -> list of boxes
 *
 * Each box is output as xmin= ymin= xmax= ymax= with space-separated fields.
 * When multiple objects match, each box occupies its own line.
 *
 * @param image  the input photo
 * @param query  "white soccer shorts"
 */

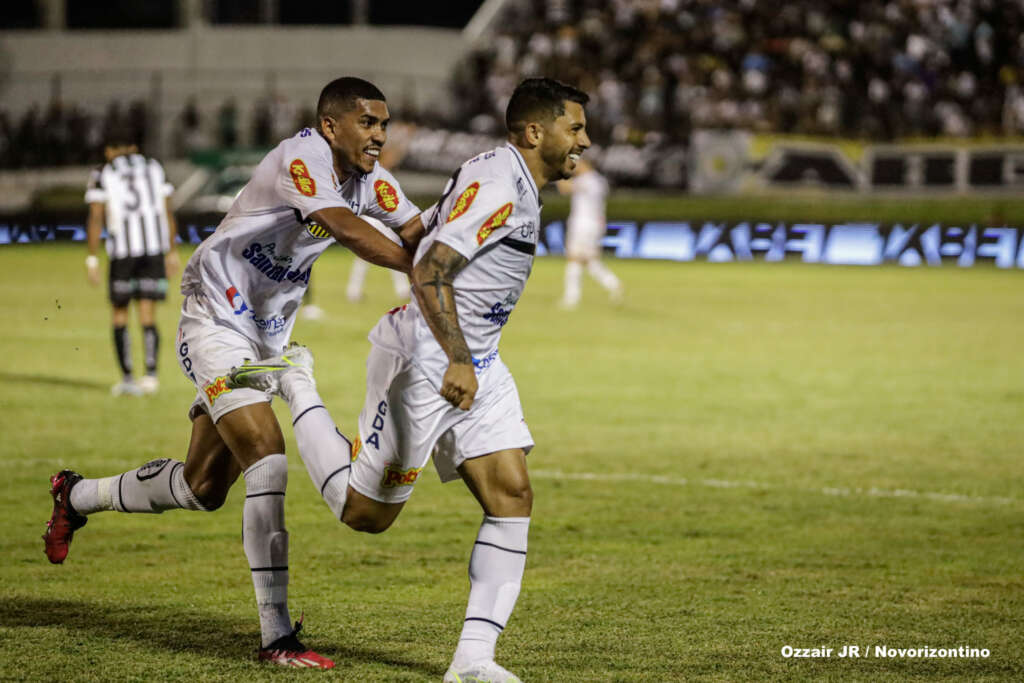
xmin=565 ymin=216 xmax=606 ymax=260
xmin=176 ymin=293 xmax=274 ymax=423
xmin=350 ymin=345 xmax=534 ymax=505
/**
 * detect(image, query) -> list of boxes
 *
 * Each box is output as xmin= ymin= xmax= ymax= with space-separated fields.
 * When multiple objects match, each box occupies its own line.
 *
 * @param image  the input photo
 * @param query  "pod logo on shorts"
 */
xmin=305 ymin=220 xmax=331 ymax=240
xmin=477 ymin=202 xmax=513 ymax=245
xmin=374 ymin=180 xmax=399 ymax=212
xmin=447 ymin=182 xmax=480 ymax=222
xmin=381 ymin=465 xmax=422 ymax=488
xmin=290 ymin=159 xmax=316 ymax=197
xmin=204 ymin=376 xmax=232 ymax=404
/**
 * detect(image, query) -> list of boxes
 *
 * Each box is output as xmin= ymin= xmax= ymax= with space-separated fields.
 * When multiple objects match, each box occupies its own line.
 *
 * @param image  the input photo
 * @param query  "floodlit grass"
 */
xmin=1 ymin=244 xmax=1023 ymax=681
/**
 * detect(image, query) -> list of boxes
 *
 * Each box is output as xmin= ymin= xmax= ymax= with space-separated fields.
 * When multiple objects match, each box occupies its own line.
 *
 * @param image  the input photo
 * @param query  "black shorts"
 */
xmin=108 ymin=254 xmax=168 ymax=307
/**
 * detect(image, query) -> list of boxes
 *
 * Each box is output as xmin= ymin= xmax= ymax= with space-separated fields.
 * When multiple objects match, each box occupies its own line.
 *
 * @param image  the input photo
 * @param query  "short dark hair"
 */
xmin=505 ymin=78 xmax=589 ymax=134
xmin=317 ymin=77 xmax=386 ymax=119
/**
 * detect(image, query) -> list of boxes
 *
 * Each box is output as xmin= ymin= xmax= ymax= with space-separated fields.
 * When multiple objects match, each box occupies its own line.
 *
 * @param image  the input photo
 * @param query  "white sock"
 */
xmin=347 ymin=259 xmax=369 ymax=300
xmin=243 ymin=454 xmax=292 ymax=647
xmin=563 ymin=261 xmax=583 ymax=305
xmin=453 ymin=516 xmax=530 ymax=668
xmin=70 ymin=459 xmax=209 ymax=515
xmin=587 ymin=259 xmax=621 ymax=293
xmin=391 ymin=269 xmax=411 ymax=299
xmin=282 ymin=371 xmax=351 ymax=519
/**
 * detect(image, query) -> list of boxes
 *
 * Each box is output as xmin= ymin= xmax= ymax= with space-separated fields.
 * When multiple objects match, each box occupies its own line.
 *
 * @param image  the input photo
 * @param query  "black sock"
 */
xmin=143 ymin=325 xmax=159 ymax=375
xmin=113 ymin=326 xmax=132 ymax=377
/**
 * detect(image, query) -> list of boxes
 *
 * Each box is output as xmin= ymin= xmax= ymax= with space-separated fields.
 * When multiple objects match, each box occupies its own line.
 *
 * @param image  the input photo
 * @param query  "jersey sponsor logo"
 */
xmin=289 ymin=158 xmax=317 ymax=197
xmin=224 ymin=285 xmax=288 ymax=335
xmin=446 ymin=182 xmax=480 ymax=222
xmin=204 ymin=376 xmax=232 ymax=403
xmin=381 ymin=465 xmax=422 ymax=488
xmin=476 ymin=202 xmax=513 ymax=245
xmin=225 ymin=286 xmax=248 ymax=315
xmin=304 ymin=220 xmax=331 ymax=240
xmin=374 ymin=180 xmax=400 ymax=212
xmin=482 ymin=292 xmax=519 ymax=327
xmin=241 ymin=242 xmax=311 ymax=285
xmin=472 ymin=348 xmax=499 ymax=373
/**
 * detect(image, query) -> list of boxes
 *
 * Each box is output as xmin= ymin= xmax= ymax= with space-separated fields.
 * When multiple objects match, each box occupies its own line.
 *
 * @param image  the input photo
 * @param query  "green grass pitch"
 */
xmin=1 ymin=243 xmax=1023 ymax=681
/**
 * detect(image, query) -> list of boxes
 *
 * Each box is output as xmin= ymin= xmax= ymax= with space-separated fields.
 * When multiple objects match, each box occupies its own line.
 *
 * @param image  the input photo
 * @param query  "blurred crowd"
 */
xmin=451 ymin=0 xmax=1024 ymax=143
xmin=5 ymin=0 xmax=1024 ymax=169
xmin=0 ymin=93 xmax=317 ymax=170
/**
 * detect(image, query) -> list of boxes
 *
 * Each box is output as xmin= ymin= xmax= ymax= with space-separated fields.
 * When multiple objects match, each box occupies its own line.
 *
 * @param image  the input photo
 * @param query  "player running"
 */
xmin=229 ymin=78 xmax=591 ymax=682
xmin=43 ymin=77 xmax=424 ymax=668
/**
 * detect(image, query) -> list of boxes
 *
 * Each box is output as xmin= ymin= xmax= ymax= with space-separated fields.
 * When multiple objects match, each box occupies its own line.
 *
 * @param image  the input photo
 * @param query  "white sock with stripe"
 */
xmin=281 ymin=370 xmax=351 ymax=519
xmin=452 ymin=515 xmax=530 ymax=668
xmin=69 ymin=459 xmax=208 ymax=514
xmin=243 ymin=454 xmax=292 ymax=647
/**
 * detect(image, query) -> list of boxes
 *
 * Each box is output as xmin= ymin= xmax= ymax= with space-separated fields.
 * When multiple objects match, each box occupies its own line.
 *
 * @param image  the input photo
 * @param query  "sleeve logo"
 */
xmin=446 ymin=182 xmax=480 ymax=222
xmin=476 ymin=202 xmax=514 ymax=245
xmin=374 ymin=179 xmax=399 ymax=212
xmin=304 ymin=220 xmax=331 ymax=240
xmin=289 ymin=159 xmax=316 ymax=197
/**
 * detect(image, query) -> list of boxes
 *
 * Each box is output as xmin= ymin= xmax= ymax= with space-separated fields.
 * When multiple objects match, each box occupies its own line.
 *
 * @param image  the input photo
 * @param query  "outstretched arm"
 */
xmin=411 ymin=240 xmax=475 ymax=409
xmin=310 ymin=206 xmax=412 ymax=273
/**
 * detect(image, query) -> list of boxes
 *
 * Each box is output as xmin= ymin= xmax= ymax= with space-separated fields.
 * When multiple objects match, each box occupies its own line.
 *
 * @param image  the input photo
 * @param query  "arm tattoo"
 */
xmin=413 ymin=243 xmax=471 ymax=363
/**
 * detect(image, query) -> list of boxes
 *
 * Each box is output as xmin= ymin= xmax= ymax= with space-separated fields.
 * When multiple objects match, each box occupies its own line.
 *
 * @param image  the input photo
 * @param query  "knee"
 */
xmin=341 ymin=508 xmax=395 ymax=534
xmin=185 ymin=474 xmax=230 ymax=511
xmin=490 ymin=478 xmax=533 ymax=517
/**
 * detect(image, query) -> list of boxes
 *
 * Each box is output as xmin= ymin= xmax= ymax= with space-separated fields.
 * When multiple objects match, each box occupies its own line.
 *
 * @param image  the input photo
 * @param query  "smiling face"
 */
xmin=539 ymin=100 xmax=590 ymax=182
xmin=319 ymin=97 xmax=389 ymax=179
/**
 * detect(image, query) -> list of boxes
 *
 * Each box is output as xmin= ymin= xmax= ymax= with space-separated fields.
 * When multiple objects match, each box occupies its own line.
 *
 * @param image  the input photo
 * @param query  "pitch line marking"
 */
xmin=529 ymin=469 xmax=1018 ymax=507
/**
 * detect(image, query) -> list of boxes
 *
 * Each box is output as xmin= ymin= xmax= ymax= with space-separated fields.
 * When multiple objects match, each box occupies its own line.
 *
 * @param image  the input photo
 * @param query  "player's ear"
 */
xmin=524 ymin=122 xmax=543 ymax=148
xmin=319 ymin=115 xmax=336 ymax=142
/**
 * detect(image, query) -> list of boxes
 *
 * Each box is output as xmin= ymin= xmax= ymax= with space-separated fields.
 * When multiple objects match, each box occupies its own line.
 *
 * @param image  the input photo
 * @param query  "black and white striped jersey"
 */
xmin=85 ymin=154 xmax=174 ymax=259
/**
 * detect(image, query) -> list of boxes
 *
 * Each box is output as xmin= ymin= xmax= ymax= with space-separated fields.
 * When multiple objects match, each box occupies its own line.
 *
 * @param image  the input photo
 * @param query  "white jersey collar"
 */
xmin=506 ymin=143 xmax=539 ymax=205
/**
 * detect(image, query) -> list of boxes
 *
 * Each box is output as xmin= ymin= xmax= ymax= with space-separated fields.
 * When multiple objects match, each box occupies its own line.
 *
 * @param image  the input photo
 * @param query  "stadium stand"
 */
xmin=451 ymin=0 xmax=1024 ymax=143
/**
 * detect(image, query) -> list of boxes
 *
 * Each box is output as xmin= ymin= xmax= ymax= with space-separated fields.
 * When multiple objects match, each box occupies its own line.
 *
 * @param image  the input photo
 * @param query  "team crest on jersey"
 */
xmin=476 ymin=202 xmax=513 ymax=245
xmin=446 ymin=182 xmax=480 ymax=222
xmin=374 ymin=180 xmax=399 ymax=212
xmin=305 ymin=220 xmax=331 ymax=240
xmin=289 ymin=159 xmax=316 ymax=197
xmin=381 ymin=465 xmax=422 ymax=488
xmin=203 ymin=376 xmax=232 ymax=403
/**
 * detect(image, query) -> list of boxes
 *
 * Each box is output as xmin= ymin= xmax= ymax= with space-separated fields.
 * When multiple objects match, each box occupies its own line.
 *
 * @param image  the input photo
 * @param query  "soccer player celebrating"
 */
xmin=43 ymin=77 xmax=424 ymax=668
xmin=229 ymin=78 xmax=591 ymax=682
xmin=85 ymin=135 xmax=180 ymax=395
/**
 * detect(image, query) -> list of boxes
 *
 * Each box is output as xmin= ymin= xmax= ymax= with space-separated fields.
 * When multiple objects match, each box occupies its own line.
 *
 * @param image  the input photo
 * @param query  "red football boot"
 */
xmin=42 ymin=470 xmax=87 ymax=564
xmin=258 ymin=617 xmax=335 ymax=669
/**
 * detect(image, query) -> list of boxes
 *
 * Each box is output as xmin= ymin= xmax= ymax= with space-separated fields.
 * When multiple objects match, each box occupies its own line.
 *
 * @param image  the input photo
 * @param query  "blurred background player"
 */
xmin=85 ymin=134 xmax=179 ymax=395
xmin=556 ymin=157 xmax=622 ymax=309
xmin=345 ymin=215 xmax=412 ymax=302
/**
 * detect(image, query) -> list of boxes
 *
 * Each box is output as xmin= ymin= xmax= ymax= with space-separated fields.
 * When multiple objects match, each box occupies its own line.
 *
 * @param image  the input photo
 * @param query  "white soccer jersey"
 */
xmin=368 ymin=143 xmax=541 ymax=388
xmin=85 ymin=154 xmax=174 ymax=259
xmin=568 ymin=168 xmax=608 ymax=228
xmin=180 ymin=127 xmax=419 ymax=351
